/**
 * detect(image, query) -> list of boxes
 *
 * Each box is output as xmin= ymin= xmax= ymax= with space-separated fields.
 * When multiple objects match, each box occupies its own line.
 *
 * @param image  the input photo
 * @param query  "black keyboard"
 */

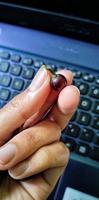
xmin=0 ymin=46 xmax=99 ymax=165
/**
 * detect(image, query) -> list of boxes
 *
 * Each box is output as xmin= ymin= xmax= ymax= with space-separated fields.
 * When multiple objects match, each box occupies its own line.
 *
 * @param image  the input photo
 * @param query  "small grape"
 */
xmin=51 ymin=74 xmax=67 ymax=91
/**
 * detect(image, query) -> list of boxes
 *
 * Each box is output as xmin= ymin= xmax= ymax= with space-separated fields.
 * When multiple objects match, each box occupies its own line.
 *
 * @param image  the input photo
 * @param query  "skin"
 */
xmin=23 ymin=72 xmax=67 ymax=128
xmin=0 ymin=67 xmax=80 ymax=200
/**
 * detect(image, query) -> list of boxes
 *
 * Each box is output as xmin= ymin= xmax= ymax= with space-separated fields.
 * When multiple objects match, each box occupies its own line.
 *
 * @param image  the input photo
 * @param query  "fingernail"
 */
xmin=46 ymin=65 xmax=56 ymax=74
xmin=29 ymin=65 xmax=49 ymax=92
xmin=0 ymin=144 xmax=16 ymax=165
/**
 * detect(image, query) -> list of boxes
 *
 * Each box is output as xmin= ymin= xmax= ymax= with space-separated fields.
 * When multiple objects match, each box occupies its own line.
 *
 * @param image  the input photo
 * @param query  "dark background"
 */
xmin=0 ymin=1 xmax=99 ymax=44
xmin=1 ymin=0 xmax=99 ymax=22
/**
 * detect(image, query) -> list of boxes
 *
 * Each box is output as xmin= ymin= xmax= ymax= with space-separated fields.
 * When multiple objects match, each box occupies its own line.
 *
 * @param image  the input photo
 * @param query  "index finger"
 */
xmin=0 ymin=66 xmax=51 ymax=146
xmin=23 ymin=69 xmax=73 ymax=128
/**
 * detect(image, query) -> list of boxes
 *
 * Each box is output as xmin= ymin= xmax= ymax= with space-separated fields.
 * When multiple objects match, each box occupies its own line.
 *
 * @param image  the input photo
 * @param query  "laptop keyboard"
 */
xmin=0 ymin=47 xmax=99 ymax=164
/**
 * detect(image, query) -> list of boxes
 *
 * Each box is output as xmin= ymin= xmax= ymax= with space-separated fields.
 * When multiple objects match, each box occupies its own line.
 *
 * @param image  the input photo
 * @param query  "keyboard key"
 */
xmin=90 ymin=146 xmax=99 ymax=161
xmin=64 ymin=137 xmax=76 ymax=151
xmin=10 ymin=64 xmax=22 ymax=76
xmin=72 ymin=70 xmax=82 ymax=78
xmin=0 ymin=61 xmax=9 ymax=72
xmin=0 ymin=51 xmax=10 ymax=59
xmin=0 ymin=101 xmax=2 ymax=108
xmin=95 ymin=76 xmax=99 ymax=85
xmin=11 ymin=54 xmax=21 ymax=62
xmin=12 ymin=78 xmax=24 ymax=90
xmin=79 ymin=97 xmax=92 ymax=110
xmin=0 ymin=101 xmax=6 ymax=108
xmin=0 ymin=100 xmax=5 ymax=108
xmin=22 ymin=68 xmax=34 ymax=79
xmin=76 ymin=143 xmax=89 ymax=156
xmin=71 ymin=111 xmax=77 ymax=121
xmin=34 ymin=60 xmax=44 ymax=68
xmin=77 ymin=112 xmax=91 ymax=125
xmin=90 ymin=86 xmax=99 ymax=99
xmin=92 ymin=116 xmax=99 ymax=129
xmin=59 ymin=65 xmax=67 ymax=70
xmin=80 ymin=128 xmax=94 ymax=142
xmin=72 ymin=79 xmax=75 ymax=85
xmin=2 ymin=101 xmax=6 ymax=108
xmin=82 ymin=73 xmax=94 ymax=82
xmin=0 ymin=88 xmax=10 ymax=100
xmin=24 ymin=81 xmax=31 ymax=89
xmin=46 ymin=64 xmax=56 ymax=71
xmin=22 ymin=57 xmax=33 ymax=65
xmin=93 ymin=101 xmax=99 ymax=114
xmin=11 ymin=91 xmax=20 ymax=99
xmin=65 ymin=123 xmax=80 ymax=137
xmin=0 ymin=75 xmax=11 ymax=87
xmin=94 ymin=134 xmax=99 ymax=145
xmin=76 ymin=82 xmax=89 ymax=95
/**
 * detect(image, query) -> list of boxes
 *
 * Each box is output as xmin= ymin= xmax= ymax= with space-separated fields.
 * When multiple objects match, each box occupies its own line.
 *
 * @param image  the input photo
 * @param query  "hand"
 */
xmin=0 ymin=67 xmax=80 ymax=200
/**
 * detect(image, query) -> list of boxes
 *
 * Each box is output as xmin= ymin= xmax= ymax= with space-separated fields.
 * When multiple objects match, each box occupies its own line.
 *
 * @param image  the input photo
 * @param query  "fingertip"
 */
xmin=71 ymin=85 xmax=80 ymax=96
xmin=58 ymin=85 xmax=80 ymax=115
xmin=57 ymin=70 xmax=73 ymax=85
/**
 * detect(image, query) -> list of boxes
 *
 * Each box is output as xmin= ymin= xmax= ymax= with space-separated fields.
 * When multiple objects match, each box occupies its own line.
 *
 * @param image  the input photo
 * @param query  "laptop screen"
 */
xmin=0 ymin=0 xmax=99 ymax=43
xmin=1 ymin=0 xmax=99 ymax=22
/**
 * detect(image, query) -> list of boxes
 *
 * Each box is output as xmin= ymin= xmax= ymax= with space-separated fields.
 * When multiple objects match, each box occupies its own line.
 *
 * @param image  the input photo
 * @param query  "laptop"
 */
xmin=0 ymin=1 xmax=99 ymax=200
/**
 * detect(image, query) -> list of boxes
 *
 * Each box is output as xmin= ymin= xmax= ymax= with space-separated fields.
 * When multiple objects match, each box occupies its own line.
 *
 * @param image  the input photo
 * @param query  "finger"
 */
xmin=3 ymin=87 xmax=79 ymax=170
xmin=0 ymin=120 xmax=61 ymax=170
xmin=8 ymin=141 xmax=69 ymax=179
xmin=0 ymin=66 xmax=51 ymax=145
xmin=56 ymin=69 xmax=73 ymax=85
xmin=20 ymin=167 xmax=65 ymax=200
xmin=42 ymin=166 xmax=65 ymax=189
xmin=23 ymin=69 xmax=73 ymax=128
xmin=48 ymin=85 xmax=80 ymax=130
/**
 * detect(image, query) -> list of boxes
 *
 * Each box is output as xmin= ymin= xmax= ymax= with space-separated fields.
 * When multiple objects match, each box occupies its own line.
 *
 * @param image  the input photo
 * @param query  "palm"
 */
xmin=0 ymin=169 xmax=58 ymax=200
xmin=0 ymin=172 xmax=32 ymax=200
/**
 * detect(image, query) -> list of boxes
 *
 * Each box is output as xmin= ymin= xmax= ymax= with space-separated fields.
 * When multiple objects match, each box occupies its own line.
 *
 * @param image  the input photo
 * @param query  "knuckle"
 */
xmin=40 ymin=119 xmax=61 ymax=141
xmin=23 ymin=128 xmax=35 ymax=143
xmin=59 ymin=142 xmax=68 ymax=152
xmin=54 ymin=121 xmax=61 ymax=133
xmin=47 ymin=119 xmax=61 ymax=131
xmin=46 ymin=119 xmax=61 ymax=138
xmin=48 ymin=116 xmax=63 ymax=133
xmin=39 ymin=147 xmax=51 ymax=166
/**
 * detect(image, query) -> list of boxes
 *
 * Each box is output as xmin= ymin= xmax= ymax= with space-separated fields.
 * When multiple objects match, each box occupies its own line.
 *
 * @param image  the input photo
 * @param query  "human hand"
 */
xmin=0 ymin=66 xmax=80 ymax=200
